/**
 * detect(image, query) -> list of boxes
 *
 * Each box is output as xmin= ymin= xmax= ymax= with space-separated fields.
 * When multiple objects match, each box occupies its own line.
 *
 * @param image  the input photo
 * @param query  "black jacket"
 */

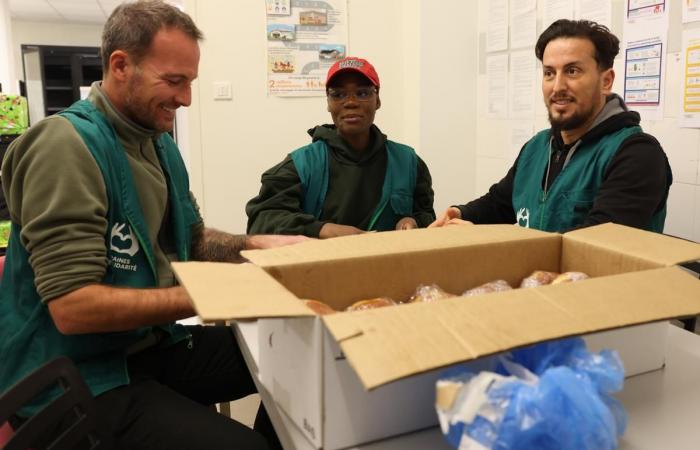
xmin=457 ymin=96 xmax=670 ymax=231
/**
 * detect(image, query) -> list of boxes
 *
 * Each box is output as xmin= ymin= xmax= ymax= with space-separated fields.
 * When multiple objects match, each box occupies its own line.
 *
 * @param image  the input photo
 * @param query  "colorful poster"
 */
xmin=627 ymin=0 xmax=666 ymax=20
xmin=680 ymin=29 xmax=700 ymax=127
xmin=624 ymin=40 xmax=663 ymax=107
xmin=266 ymin=0 xmax=348 ymax=97
xmin=623 ymin=0 xmax=669 ymax=120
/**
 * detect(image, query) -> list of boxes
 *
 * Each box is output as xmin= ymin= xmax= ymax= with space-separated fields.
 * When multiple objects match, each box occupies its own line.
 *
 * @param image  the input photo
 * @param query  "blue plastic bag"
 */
xmin=436 ymin=337 xmax=626 ymax=450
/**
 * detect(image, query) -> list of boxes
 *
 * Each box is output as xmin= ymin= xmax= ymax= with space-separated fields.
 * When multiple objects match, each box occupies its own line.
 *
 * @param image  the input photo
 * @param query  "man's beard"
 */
xmin=123 ymin=73 xmax=160 ymax=131
xmin=547 ymin=101 xmax=593 ymax=132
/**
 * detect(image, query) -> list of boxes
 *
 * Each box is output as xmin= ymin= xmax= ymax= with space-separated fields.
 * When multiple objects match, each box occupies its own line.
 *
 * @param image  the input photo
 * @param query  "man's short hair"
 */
xmin=535 ymin=19 xmax=619 ymax=70
xmin=101 ymin=0 xmax=204 ymax=72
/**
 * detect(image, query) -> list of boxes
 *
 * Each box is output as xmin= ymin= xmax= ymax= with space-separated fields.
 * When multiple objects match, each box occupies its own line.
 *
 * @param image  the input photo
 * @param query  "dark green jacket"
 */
xmin=246 ymin=124 xmax=435 ymax=236
xmin=291 ymin=139 xmax=417 ymax=231
xmin=0 ymin=100 xmax=198 ymax=415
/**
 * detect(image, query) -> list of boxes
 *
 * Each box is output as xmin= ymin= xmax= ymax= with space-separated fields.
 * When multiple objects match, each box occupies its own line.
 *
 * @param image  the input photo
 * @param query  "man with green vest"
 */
xmin=246 ymin=57 xmax=435 ymax=238
xmin=0 ymin=2 xmax=302 ymax=449
xmin=431 ymin=19 xmax=671 ymax=233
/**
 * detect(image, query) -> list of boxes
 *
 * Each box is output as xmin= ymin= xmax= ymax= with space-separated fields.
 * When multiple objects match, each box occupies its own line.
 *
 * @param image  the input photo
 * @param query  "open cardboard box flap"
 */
xmin=172 ymin=224 xmax=700 ymax=389
xmin=172 ymin=262 xmax=312 ymax=321
xmin=322 ymin=266 xmax=700 ymax=388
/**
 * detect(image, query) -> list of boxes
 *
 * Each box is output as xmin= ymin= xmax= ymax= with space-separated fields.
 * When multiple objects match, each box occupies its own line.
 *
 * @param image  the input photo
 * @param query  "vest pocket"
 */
xmin=559 ymin=190 xmax=595 ymax=228
xmin=390 ymin=192 xmax=413 ymax=217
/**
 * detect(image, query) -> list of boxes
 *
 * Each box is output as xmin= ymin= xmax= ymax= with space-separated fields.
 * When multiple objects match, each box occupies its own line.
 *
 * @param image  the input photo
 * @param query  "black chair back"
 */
xmin=0 ymin=357 xmax=107 ymax=450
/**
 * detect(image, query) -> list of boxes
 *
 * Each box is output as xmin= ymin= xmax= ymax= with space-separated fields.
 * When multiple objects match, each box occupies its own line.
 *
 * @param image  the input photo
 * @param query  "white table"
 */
xmin=232 ymin=322 xmax=700 ymax=450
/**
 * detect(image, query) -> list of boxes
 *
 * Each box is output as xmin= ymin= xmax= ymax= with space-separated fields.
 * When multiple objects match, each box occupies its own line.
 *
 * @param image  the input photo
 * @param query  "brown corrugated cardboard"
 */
xmin=172 ymin=223 xmax=700 ymax=449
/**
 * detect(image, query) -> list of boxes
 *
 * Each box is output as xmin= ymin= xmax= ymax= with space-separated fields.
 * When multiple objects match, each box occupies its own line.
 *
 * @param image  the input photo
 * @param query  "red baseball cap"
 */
xmin=325 ymin=57 xmax=380 ymax=88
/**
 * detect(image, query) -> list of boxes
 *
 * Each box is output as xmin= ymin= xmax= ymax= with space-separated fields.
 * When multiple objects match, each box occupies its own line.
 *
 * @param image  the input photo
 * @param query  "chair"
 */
xmin=0 ymin=357 xmax=108 ymax=450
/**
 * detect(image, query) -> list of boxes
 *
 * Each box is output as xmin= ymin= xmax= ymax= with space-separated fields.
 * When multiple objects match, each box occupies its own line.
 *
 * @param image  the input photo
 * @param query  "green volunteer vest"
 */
xmin=512 ymin=126 xmax=669 ymax=232
xmin=290 ymin=140 xmax=417 ymax=231
xmin=0 ymin=100 xmax=199 ymax=415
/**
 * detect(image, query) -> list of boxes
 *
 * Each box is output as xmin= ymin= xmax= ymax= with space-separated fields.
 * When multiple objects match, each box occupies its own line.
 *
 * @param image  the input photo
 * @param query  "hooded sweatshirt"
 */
xmin=246 ymin=124 xmax=435 ymax=236
xmin=457 ymin=94 xmax=671 ymax=231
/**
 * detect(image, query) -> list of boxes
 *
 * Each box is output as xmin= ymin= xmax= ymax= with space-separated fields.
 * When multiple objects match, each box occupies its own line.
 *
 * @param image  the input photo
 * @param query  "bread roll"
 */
xmin=551 ymin=271 xmax=589 ymax=284
xmin=520 ymin=270 xmax=559 ymax=288
xmin=346 ymin=297 xmax=396 ymax=312
xmin=302 ymin=299 xmax=337 ymax=315
xmin=409 ymin=284 xmax=456 ymax=303
xmin=463 ymin=279 xmax=512 ymax=297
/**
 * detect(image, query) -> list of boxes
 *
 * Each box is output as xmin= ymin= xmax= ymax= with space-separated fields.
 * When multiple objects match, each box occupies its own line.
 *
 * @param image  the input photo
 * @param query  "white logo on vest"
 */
xmin=110 ymin=223 xmax=140 ymax=257
xmin=516 ymin=208 xmax=530 ymax=228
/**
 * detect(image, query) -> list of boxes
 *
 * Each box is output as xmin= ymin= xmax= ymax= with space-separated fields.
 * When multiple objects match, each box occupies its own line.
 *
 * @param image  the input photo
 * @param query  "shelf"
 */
xmin=30 ymin=45 xmax=103 ymax=118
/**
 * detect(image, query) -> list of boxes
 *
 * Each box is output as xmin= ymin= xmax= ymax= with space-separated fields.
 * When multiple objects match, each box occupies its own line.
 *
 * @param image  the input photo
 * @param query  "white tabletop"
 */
xmin=233 ymin=322 xmax=700 ymax=450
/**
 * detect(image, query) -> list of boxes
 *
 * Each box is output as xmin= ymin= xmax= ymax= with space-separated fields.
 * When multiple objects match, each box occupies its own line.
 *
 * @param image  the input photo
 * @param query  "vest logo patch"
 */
xmin=516 ymin=208 xmax=530 ymax=228
xmin=110 ymin=223 xmax=140 ymax=257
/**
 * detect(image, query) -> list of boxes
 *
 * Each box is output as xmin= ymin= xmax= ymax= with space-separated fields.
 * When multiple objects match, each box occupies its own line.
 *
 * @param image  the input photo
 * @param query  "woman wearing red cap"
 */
xmin=247 ymin=57 xmax=435 ymax=238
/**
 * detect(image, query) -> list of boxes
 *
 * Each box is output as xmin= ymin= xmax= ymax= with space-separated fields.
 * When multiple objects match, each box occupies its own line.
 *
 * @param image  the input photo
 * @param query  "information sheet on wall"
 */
xmin=510 ymin=0 xmax=536 ymax=50
xmin=623 ymin=0 xmax=668 ymax=121
xmin=543 ymin=0 xmax=574 ymax=30
xmin=487 ymin=0 xmax=509 ymax=53
xmin=683 ymin=0 xmax=700 ymax=23
xmin=680 ymin=29 xmax=700 ymax=127
xmin=575 ymin=0 xmax=611 ymax=28
xmin=265 ymin=0 xmax=348 ymax=97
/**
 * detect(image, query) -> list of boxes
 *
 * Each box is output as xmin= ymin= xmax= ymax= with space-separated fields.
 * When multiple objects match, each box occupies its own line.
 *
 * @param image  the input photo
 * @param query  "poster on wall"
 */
xmin=679 ymin=29 xmax=700 ymax=127
xmin=622 ymin=0 xmax=669 ymax=120
xmin=626 ymin=0 xmax=665 ymax=20
xmin=265 ymin=0 xmax=348 ymax=97
xmin=683 ymin=0 xmax=700 ymax=23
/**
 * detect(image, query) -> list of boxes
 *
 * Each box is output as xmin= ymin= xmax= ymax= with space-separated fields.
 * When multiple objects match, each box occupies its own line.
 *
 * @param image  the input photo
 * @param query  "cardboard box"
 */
xmin=173 ymin=224 xmax=700 ymax=449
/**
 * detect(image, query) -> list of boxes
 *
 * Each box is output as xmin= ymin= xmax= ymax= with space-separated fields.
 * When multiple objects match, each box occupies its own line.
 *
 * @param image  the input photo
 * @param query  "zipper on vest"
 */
xmin=126 ymin=217 xmax=158 ymax=280
xmin=539 ymin=191 xmax=547 ymax=229
xmin=186 ymin=332 xmax=193 ymax=350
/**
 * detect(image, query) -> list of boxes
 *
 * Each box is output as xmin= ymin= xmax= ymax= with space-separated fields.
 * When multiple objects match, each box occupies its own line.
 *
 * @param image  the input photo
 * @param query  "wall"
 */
xmin=475 ymin=0 xmax=700 ymax=242
xmin=419 ymin=1 xmax=477 ymax=213
xmin=0 ymin=0 xmax=15 ymax=93
xmin=184 ymin=0 xmax=478 ymax=233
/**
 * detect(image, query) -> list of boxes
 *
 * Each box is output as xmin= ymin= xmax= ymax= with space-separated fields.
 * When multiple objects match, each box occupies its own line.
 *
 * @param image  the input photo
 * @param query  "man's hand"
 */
xmin=395 ymin=217 xmax=418 ymax=230
xmin=246 ymin=234 xmax=310 ymax=250
xmin=319 ymin=223 xmax=365 ymax=239
xmin=429 ymin=207 xmax=463 ymax=227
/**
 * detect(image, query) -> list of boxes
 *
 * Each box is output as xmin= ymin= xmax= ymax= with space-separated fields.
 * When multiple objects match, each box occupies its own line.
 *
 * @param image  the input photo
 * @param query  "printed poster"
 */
xmin=266 ymin=0 xmax=348 ymax=96
xmin=680 ymin=29 xmax=700 ymax=127
xmin=623 ymin=0 xmax=669 ymax=120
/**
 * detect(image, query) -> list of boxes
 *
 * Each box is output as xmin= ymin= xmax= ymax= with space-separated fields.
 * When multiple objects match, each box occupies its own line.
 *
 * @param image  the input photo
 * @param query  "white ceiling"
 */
xmin=9 ymin=0 xmax=182 ymax=25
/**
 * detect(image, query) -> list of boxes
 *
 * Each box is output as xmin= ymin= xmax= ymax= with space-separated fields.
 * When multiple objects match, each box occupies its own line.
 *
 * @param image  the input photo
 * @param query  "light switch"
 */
xmin=213 ymin=81 xmax=232 ymax=100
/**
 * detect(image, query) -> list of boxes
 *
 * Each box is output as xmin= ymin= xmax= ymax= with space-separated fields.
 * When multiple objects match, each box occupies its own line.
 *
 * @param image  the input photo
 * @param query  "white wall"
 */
xmin=0 ymin=0 xmax=16 ymax=94
xmin=475 ymin=0 xmax=700 ymax=242
xmin=419 ymin=1 xmax=477 ymax=213
xmin=184 ymin=0 xmax=477 ymax=233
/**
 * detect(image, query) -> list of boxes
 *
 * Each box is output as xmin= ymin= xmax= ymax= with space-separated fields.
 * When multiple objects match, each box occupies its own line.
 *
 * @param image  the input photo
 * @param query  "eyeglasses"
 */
xmin=327 ymin=87 xmax=377 ymax=103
